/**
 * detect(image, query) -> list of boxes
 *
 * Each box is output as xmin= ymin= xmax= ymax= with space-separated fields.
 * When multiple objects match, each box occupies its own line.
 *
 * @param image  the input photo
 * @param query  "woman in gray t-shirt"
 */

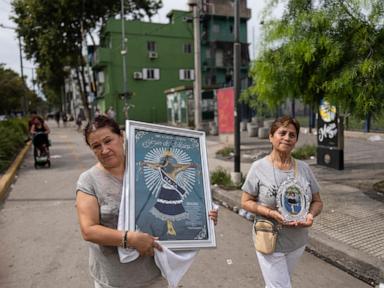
xmin=76 ymin=116 xmax=218 ymax=288
xmin=241 ymin=116 xmax=323 ymax=288
xmin=76 ymin=116 xmax=166 ymax=288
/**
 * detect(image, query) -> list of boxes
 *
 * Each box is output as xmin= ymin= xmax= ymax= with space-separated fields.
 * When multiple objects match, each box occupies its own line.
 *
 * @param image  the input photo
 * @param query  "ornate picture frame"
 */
xmin=125 ymin=121 xmax=216 ymax=250
xmin=276 ymin=178 xmax=310 ymax=222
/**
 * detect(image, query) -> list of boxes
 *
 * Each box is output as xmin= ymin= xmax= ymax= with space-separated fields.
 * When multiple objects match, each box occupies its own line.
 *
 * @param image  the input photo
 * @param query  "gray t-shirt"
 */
xmin=76 ymin=166 xmax=161 ymax=288
xmin=242 ymin=156 xmax=320 ymax=253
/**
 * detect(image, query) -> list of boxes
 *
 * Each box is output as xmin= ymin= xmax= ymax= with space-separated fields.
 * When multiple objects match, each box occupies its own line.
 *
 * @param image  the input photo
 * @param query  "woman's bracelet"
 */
xmin=121 ymin=231 xmax=128 ymax=249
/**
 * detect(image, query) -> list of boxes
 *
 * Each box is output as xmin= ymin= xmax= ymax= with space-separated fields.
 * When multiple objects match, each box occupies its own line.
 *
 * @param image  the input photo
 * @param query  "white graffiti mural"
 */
xmin=318 ymin=123 xmax=338 ymax=142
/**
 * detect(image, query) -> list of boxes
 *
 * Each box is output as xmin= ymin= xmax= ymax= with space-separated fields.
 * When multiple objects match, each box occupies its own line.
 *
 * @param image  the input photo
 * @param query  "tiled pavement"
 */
xmin=206 ymin=130 xmax=384 ymax=286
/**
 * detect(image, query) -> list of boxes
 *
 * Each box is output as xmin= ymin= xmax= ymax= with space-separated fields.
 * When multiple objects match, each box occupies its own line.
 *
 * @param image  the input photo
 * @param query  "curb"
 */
xmin=307 ymin=230 xmax=384 ymax=286
xmin=211 ymin=186 xmax=383 ymax=286
xmin=0 ymin=141 xmax=31 ymax=202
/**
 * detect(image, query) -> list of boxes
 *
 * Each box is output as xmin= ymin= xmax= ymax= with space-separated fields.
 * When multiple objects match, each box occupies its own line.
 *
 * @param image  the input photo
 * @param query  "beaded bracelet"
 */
xmin=121 ymin=231 xmax=128 ymax=249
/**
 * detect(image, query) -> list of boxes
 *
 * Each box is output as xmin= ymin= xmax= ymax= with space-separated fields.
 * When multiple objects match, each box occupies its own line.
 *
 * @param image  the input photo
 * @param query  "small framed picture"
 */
xmin=125 ymin=121 xmax=216 ymax=250
xmin=276 ymin=178 xmax=310 ymax=222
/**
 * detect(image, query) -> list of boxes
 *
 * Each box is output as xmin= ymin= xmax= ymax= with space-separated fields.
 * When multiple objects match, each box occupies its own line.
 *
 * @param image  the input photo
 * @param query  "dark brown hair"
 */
xmin=269 ymin=115 xmax=300 ymax=139
xmin=83 ymin=115 xmax=121 ymax=146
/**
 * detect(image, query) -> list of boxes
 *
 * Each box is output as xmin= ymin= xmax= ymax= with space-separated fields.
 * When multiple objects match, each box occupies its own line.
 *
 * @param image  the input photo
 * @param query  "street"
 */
xmin=0 ymin=122 xmax=370 ymax=288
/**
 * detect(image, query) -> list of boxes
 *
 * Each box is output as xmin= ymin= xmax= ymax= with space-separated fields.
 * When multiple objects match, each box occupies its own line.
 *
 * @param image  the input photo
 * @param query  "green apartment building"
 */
xmin=93 ymin=1 xmax=250 ymax=125
xmin=94 ymin=10 xmax=194 ymax=124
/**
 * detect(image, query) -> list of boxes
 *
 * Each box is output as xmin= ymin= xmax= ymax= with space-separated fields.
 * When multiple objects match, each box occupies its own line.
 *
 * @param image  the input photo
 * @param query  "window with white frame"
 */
xmin=143 ymin=68 xmax=160 ymax=80
xmin=97 ymin=71 xmax=105 ymax=83
xmin=179 ymin=69 xmax=194 ymax=80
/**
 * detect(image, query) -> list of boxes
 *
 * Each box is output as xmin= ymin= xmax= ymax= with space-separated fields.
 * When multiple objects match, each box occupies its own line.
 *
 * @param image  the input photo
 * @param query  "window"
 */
xmin=206 ymin=47 xmax=211 ymax=59
xmin=179 ymin=69 xmax=195 ymax=80
xmin=143 ymin=68 xmax=160 ymax=80
xmin=215 ymin=50 xmax=223 ymax=67
xmin=97 ymin=71 xmax=105 ymax=83
xmin=206 ymin=75 xmax=216 ymax=85
xmin=212 ymin=24 xmax=220 ymax=33
xmin=147 ymin=41 xmax=156 ymax=52
xmin=183 ymin=43 xmax=192 ymax=54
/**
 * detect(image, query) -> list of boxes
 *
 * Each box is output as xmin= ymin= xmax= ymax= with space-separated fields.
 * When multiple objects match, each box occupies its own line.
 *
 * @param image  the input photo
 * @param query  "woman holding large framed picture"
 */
xmin=75 ymin=116 xmax=217 ymax=288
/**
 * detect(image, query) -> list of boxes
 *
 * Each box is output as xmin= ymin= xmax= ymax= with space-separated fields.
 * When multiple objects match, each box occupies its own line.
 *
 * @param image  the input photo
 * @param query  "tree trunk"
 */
xmin=75 ymin=66 xmax=91 ymax=121
xmin=80 ymin=64 xmax=91 ymax=120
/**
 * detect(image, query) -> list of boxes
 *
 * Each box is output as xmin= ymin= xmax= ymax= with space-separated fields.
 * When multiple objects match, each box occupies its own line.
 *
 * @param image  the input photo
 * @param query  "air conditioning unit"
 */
xmin=133 ymin=72 xmax=143 ymax=80
xmin=148 ymin=51 xmax=158 ymax=59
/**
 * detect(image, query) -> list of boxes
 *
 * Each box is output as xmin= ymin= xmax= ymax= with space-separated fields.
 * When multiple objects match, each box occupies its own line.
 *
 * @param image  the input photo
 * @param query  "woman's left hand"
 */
xmin=288 ymin=213 xmax=314 ymax=228
xmin=299 ymin=213 xmax=314 ymax=227
xmin=208 ymin=210 xmax=218 ymax=225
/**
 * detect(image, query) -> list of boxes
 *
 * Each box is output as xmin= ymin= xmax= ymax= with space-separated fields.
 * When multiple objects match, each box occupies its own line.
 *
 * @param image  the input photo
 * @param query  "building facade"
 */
xmin=94 ymin=1 xmax=250 ymax=125
xmin=200 ymin=0 xmax=251 ymax=87
xmin=94 ymin=10 xmax=194 ymax=124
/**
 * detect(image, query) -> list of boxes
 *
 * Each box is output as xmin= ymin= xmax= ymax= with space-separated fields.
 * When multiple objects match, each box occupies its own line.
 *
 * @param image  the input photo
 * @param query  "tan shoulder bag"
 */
xmin=253 ymin=219 xmax=278 ymax=254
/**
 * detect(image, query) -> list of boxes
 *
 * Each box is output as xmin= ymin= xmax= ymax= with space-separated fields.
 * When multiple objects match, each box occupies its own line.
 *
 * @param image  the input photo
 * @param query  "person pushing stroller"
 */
xmin=30 ymin=116 xmax=51 ymax=168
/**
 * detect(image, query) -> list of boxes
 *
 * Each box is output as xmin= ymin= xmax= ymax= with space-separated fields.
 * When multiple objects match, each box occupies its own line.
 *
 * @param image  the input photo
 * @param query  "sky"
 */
xmin=0 ymin=0 xmax=271 ymax=92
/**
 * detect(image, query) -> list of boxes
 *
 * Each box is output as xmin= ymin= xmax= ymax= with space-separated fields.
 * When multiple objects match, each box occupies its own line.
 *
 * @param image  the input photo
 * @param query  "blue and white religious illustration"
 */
xmin=277 ymin=178 xmax=309 ymax=222
xmin=283 ymin=185 xmax=302 ymax=215
xmin=134 ymin=129 xmax=208 ymax=241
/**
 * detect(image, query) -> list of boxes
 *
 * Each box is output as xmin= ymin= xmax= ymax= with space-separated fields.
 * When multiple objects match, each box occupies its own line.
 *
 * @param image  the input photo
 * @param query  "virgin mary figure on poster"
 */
xmin=138 ymin=146 xmax=206 ymax=240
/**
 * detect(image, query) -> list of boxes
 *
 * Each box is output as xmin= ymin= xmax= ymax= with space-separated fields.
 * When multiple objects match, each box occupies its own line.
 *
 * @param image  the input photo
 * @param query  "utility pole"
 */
xmin=188 ymin=0 xmax=202 ymax=130
xmin=121 ymin=0 xmax=129 ymax=120
xmin=17 ymin=34 xmax=27 ymax=115
xmin=233 ymin=0 xmax=242 ymax=181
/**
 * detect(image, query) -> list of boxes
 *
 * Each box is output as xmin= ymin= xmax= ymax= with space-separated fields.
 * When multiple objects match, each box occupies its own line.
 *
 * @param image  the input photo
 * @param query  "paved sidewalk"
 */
xmin=1 ymin=121 xmax=383 ymax=286
xmin=207 ymin=130 xmax=384 ymax=286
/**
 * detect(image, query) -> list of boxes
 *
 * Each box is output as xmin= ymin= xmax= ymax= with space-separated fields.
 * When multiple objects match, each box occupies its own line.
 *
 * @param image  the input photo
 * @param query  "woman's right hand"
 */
xmin=129 ymin=231 xmax=162 ymax=256
xmin=269 ymin=209 xmax=285 ymax=224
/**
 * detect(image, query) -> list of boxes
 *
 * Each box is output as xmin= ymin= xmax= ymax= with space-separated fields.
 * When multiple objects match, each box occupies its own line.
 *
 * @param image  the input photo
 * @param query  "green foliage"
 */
xmin=0 ymin=65 xmax=27 ymax=114
xmin=216 ymin=146 xmax=234 ymax=158
xmin=210 ymin=167 xmax=245 ymax=189
xmin=244 ymin=0 xmax=384 ymax=119
xmin=0 ymin=119 xmax=28 ymax=172
xmin=373 ymin=180 xmax=384 ymax=193
xmin=292 ymin=144 xmax=316 ymax=160
xmin=0 ymin=64 xmax=47 ymax=115
xmin=210 ymin=167 xmax=233 ymax=188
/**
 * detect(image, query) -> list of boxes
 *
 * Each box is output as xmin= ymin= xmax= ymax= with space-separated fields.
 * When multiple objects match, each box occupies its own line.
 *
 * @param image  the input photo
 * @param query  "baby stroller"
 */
xmin=32 ymin=132 xmax=51 ymax=168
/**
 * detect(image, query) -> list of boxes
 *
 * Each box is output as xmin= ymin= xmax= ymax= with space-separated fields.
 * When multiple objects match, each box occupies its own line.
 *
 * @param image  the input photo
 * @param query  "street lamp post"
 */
xmin=188 ymin=0 xmax=203 ymax=131
xmin=0 ymin=23 xmax=28 ymax=115
xmin=232 ymin=0 xmax=242 ymax=183
xmin=120 ymin=0 xmax=130 ymax=120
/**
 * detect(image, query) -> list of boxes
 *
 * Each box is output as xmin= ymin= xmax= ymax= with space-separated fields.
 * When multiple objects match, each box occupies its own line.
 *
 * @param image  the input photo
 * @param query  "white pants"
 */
xmin=256 ymin=245 xmax=306 ymax=288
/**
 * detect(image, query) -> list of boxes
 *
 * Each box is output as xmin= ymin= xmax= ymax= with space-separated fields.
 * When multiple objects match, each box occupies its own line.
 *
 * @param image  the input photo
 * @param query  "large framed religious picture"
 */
xmin=125 ymin=121 xmax=216 ymax=250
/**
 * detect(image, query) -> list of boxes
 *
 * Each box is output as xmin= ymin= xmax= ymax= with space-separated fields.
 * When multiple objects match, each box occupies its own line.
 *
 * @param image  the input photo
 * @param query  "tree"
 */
xmin=0 ymin=64 xmax=47 ymax=116
xmin=12 ymin=0 xmax=162 ymax=119
xmin=0 ymin=64 xmax=28 ymax=115
xmin=244 ymin=0 xmax=384 ymax=119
